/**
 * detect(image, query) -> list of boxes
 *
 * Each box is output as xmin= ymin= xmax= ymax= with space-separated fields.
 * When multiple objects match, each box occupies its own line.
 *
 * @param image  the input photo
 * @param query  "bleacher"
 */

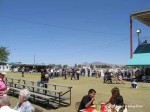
xmin=5 ymin=77 xmax=72 ymax=109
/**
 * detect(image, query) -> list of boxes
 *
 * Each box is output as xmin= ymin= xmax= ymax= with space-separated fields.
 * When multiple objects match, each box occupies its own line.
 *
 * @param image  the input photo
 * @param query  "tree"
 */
xmin=57 ymin=64 xmax=62 ymax=69
xmin=0 ymin=46 xmax=10 ymax=62
xmin=74 ymin=63 xmax=77 ymax=68
xmin=63 ymin=64 xmax=68 ymax=69
xmin=90 ymin=64 xmax=93 ymax=69
xmin=77 ymin=64 xmax=82 ymax=68
xmin=96 ymin=65 xmax=101 ymax=68
xmin=48 ymin=64 xmax=55 ymax=68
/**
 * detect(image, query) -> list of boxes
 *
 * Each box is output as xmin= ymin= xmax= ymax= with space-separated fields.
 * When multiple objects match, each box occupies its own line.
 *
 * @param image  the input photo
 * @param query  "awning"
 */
xmin=127 ymin=53 xmax=150 ymax=66
xmin=130 ymin=8 xmax=150 ymax=26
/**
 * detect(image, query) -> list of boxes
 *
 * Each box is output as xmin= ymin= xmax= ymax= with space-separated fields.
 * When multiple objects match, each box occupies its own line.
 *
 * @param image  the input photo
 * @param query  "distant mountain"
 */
xmin=82 ymin=62 xmax=90 ymax=65
xmin=82 ymin=61 xmax=125 ymax=66
xmin=82 ymin=61 xmax=107 ymax=66
xmin=91 ymin=61 xmax=107 ymax=65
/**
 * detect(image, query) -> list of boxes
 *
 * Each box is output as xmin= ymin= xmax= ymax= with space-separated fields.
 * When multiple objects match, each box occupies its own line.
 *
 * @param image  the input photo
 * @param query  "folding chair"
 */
xmin=75 ymin=102 xmax=80 ymax=112
xmin=34 ymin=108 xmax=44 ymax=112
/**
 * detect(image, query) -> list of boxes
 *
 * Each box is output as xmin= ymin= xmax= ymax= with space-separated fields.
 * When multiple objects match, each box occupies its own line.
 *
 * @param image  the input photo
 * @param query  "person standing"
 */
xmin=47 ymin=68 xmax=51 ymax=79
xmin=62 ymin=68 xmax=67 ymax=79
xmin=50 ymin=68 xmax=53 ymax=79
xmin=88 ymin=69 xmax=90 ymax=77
xmin=37 ymin=69 xmax=49 ymax=92
xmin=71 ymin=68 xmax=76 ymax=80
xmin=104 ymin=70 xmax=108 ymax=83
xmin=21 ymin=67 xmax=25 ymax=77
xmin=76 ymin=69 xmax=80 ymax=80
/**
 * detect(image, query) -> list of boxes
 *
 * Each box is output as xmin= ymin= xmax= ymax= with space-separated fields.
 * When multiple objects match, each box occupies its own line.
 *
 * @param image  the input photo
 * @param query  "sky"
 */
xmin=0 ymin=0 xmax=150 ymax=65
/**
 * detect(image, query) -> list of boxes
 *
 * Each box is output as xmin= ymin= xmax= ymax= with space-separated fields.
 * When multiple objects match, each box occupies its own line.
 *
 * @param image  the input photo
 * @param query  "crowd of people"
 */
xmin=19 ymin=66 xmax=146 ymax=83
xmin=22 ymin=67 xmax=139 ymax=92
xmin=34 ymin=67 xmax=132 ymax=81
xmin=15 ymin=65 xmax=150 ymax=84
xmin=103 ymin=70 xmax=125 ymax=84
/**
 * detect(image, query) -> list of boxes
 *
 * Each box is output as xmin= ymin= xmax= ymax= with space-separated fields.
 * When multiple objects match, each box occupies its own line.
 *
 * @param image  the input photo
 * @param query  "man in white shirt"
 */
xmin=0 ymin=96 xmax=18 ymax=112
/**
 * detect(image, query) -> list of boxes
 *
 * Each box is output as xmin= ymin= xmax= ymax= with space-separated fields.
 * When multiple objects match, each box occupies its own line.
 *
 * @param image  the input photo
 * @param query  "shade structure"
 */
xmin=130 ymin=8 xmax=150 ymax=26
xmin=128 ymin=9 xmax=150 ymax=66
xmin=127 ymin=53 xmax=150 ymax=66
xmin=127 ymin=43 xmax=150 ymax=66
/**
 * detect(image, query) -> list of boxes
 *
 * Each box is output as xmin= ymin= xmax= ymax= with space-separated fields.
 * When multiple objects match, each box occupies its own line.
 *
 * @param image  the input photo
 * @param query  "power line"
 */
xmin=61 ymin=35 xmax=129 ymax=56
xmin=0 ymin=15 xmax=127 ymax=36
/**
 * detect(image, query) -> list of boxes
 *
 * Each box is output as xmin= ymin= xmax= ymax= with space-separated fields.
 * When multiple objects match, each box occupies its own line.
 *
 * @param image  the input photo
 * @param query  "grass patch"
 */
xmin=5 ymin=72 xmax=150 ymax=112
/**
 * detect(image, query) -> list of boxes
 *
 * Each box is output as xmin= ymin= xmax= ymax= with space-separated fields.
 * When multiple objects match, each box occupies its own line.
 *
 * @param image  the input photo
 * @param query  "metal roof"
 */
xmin=130 ymin=8 xmax=150 ymax=26
xmin=134 ymin=43 xmax=150 ymax=54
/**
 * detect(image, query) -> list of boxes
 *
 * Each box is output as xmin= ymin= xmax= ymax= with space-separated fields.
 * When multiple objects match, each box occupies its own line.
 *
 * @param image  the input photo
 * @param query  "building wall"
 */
xmin=0 ymin=65 xmax=11 ymax=72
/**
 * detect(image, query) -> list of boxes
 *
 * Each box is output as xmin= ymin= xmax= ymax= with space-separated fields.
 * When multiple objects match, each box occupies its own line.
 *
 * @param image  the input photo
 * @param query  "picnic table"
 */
xmin=79 ymin=103 xmax=128 ymax=112
xmin=79 ymin=105 xmax=111 ymax=112
xmin=79 ymin=107 xmax=109 ymax=112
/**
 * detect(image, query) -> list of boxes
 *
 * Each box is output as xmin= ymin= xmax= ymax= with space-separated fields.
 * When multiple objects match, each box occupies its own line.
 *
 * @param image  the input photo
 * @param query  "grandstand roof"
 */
xmin=130 ymin=8 xmax=150 ymax=26
xmin=128 ymin=9 xmax=150 ymax=66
